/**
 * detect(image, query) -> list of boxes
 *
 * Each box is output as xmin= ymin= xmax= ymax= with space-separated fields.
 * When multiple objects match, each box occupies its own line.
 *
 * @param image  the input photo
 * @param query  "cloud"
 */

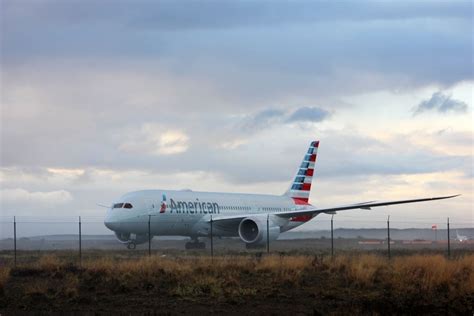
xmin=241 ymin=108 xmax=285 ymax=131
xmin=2 ymin=1 xmax=471 ymax=31
xmin=1 ymin=188 xmax=73 ymax=206
xmin=0 ymin=1 xmax=472 ymax=227
xmin=414 ymin=92 xmax=468 ymax=115
xmin=241 ymin=106 xmax=330 ymax=132
xmin=119 ymin=123 xmax=189 ymax=156
xmin=2 ymin=1 xmax=472 ymax=94
xmin=158 ymin=131 xmax=190 ymax=155
xmin=47 ymin=168 xmax=85 ymax=178
xmin=219 ymin=139 xmax=248 ymax=150
xmin=286 ymin=107 xmax=330 ymax=123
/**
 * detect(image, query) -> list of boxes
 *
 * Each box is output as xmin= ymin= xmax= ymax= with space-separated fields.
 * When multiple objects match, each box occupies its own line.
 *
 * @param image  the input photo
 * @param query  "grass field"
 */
xmin=1 ymin=251 xmax=473 ymax=314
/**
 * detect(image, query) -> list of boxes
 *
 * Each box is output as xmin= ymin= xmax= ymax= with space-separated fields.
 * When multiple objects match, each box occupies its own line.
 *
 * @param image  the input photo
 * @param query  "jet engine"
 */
xmin=238 ymin=216 xmax=280 ymax=247
xmin=114 ymin=232 xmax=148 ymax=248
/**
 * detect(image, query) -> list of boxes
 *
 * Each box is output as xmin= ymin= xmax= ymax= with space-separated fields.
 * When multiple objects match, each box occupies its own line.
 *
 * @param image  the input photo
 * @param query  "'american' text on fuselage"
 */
xmin=169 ymin=198 xmax=220 ymax=214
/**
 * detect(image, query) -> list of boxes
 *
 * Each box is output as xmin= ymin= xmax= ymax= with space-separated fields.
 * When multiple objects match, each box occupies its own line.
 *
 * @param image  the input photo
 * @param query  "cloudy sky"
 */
xmin=1 ymin=0 xmax=472 ymax=237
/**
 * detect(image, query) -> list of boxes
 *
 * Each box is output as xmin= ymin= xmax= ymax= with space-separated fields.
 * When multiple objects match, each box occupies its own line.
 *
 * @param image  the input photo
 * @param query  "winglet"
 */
xmin=431 ymin=194 xmax=460 ymax=200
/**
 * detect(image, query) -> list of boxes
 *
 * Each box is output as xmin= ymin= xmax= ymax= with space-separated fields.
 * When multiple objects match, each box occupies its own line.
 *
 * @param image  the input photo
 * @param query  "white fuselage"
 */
xmin=104 ymin=189 xmax=313 ymax=238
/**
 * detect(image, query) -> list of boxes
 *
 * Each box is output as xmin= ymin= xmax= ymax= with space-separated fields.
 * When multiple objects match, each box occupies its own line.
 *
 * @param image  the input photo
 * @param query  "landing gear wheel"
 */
xmin=127 ymin=242 xmax=136 ymax=250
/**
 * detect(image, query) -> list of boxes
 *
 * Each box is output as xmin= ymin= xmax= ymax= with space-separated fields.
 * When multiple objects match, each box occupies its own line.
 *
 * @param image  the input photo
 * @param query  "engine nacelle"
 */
xmin=114 ymin=232 xmax=148 ymax=244
xmin=238 ymin=216 xmax=280 ymax=246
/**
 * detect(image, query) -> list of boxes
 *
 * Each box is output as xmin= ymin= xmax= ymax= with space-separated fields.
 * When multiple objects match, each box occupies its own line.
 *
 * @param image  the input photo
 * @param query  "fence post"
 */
xmin=210 ymin=215 xmax=214 ymax=259
xmin=387 ymin=215 xmax=391 ymax=259
xmin=331 ymin=215 xmax=335 ymax=257
xmin=79 ymin=216 xmax=82 ymax=266
xmin=148 ymin=215 xmax=152 ymax=257
xmin=447 ymin=217 xmax=450 ymax=258
xmin=266 ymin=214 xmax=270 ymax=253
xmin=14 ymin=216 xmax=17 ymax=267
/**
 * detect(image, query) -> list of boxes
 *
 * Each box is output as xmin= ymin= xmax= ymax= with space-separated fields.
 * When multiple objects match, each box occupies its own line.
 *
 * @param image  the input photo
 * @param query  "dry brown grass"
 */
xmin=330 ymin=254 xmax=387 ymax=287
xmin=19 ymin=253 xmax=473 ymax=286
xmin=391 ymin=254 xmax=474 ymax=294
xmin=0 ymin=267 xmax=10 ymax=293
xmin=37 ymin=254 xmax=62 ymax=271
xmin=23 ymin=279 xmax=50 ymax=295
xmin=256 ymin=255 xmax=313 ymax=283
xmin=3 ymin=253 xmax=473 ymax=313
xmin=323 ymin=253 xmax=474 ymax=296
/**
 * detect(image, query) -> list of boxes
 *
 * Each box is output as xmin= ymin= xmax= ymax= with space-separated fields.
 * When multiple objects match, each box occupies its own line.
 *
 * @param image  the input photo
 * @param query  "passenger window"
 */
xmin=124 ymin=203 xmax=133 ymax=209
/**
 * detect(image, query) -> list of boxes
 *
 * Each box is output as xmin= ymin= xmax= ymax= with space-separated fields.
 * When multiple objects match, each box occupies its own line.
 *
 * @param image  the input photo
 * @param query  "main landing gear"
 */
xmin=127 ymin=242 xmax=136 ymax=250
xmin=185 ymin=238 xmax=206 ymax=250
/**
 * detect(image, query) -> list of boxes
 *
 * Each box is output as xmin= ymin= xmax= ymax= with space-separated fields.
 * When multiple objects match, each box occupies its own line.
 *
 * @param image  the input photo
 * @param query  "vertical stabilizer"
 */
xmin=284 ymin=140 xmax=319 ymax=204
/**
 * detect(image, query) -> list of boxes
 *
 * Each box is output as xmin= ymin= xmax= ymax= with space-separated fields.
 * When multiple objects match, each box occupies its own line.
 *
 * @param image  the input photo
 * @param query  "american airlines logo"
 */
xmin=168 ymin=198 xmax=220 ymax=214
xmin=160 ymin=194 xmax=167 ymax=213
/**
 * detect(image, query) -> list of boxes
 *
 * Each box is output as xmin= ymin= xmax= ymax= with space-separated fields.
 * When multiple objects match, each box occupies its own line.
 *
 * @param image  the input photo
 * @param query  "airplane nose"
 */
xmin=104 ymin=217 xmax=120 ymax=231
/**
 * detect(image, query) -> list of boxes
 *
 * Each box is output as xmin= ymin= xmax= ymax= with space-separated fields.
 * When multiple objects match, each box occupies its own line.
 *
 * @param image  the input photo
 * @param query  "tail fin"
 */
xmin=284 ymin=140 xmax=319 ymax=204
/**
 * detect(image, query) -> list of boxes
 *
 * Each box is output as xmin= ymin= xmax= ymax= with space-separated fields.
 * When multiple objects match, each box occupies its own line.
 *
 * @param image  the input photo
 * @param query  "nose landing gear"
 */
xmin=127 ymin=242 xmax=136 ymax=250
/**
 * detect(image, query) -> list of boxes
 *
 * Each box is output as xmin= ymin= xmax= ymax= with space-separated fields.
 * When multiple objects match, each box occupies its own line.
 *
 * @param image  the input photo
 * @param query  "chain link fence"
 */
xmin=1 ymin=215 xmax=473 ymax=266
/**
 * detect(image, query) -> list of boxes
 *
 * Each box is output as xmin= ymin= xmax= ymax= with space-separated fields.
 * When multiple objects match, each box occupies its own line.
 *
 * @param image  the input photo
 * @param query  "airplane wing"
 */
xmin=272 ymin=194 xmax=459 ymax=219
xmin=207 ymin=195 xmax=459 ymax=224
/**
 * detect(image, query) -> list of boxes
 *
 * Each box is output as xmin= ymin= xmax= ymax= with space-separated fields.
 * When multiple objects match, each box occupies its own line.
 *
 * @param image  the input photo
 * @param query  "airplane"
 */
xmin=456 ymin=230 xmax=469 ymax=243
xmin=104 ymin=140 xmax=458 ymax=249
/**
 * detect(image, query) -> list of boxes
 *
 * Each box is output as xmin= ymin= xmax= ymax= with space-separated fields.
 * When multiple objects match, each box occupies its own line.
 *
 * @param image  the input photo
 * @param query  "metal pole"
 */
xmin=210 ymin=215 xmax=214 ymax=259
xmin=148 ymin=215 xmax=152 ymax=257
xmin=266 ymin=214 xmax=270 ymax=253
xmin=387 ymin=215 xmax=391 ymax=259
xmin=447 ymin=217 xmax=450 ymax=258
xmin=79 ymin=216 xmax=82 ymax=266
xmin=14 ymin=216 xmax=17 ymax=267
xmin=331 ymin=214 xmax=334 ymax=257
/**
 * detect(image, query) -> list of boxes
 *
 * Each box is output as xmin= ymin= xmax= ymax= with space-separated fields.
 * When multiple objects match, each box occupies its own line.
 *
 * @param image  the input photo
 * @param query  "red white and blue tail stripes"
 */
xmin=285 ymin=140 xmax=319 ymax=205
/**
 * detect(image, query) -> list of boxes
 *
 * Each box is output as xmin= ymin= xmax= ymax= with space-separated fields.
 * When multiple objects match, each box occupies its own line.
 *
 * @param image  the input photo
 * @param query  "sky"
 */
xmin=0 ymin=0 xmax=473 ymax=237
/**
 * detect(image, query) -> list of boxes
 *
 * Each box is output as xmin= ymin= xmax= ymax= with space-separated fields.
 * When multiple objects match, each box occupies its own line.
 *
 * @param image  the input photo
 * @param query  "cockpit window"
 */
xmin=112 ymin=202 xmax=133 ymax=209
